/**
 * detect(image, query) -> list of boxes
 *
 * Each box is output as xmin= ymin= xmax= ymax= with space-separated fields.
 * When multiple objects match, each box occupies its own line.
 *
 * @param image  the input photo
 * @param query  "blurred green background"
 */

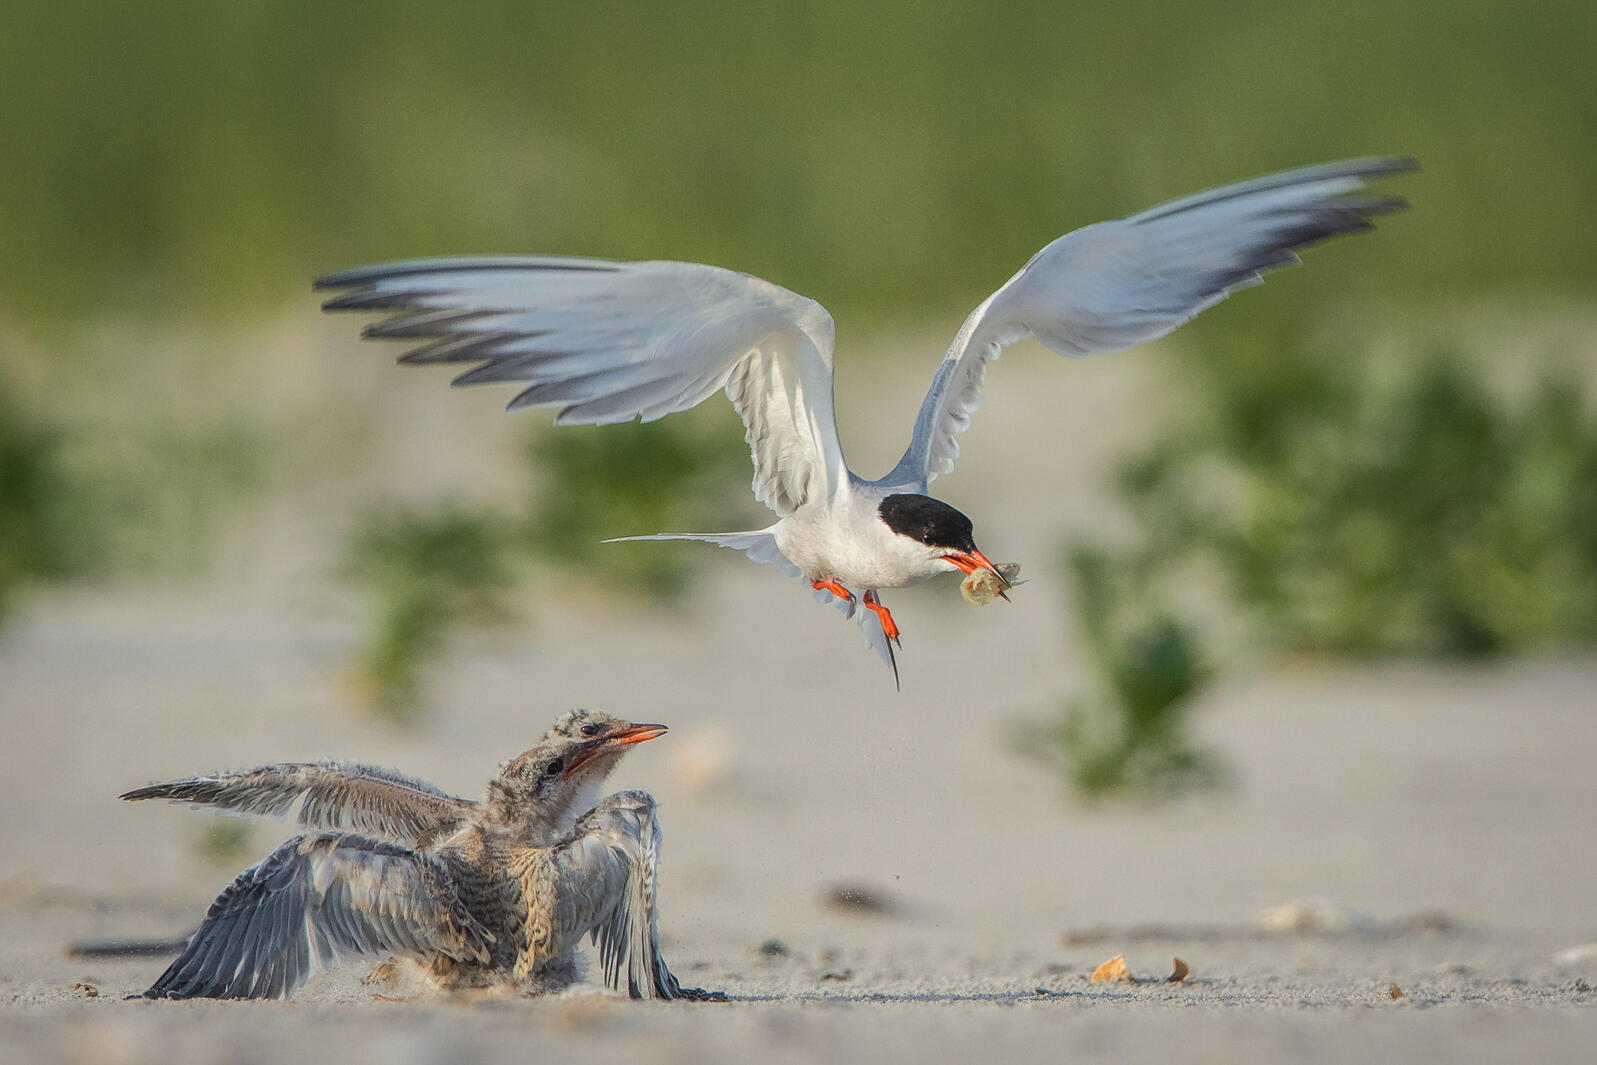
xmin=5 ymin=1 xmax=1592 ymax=325
xmin=2 ymin=1 xmax=1594 ymax=781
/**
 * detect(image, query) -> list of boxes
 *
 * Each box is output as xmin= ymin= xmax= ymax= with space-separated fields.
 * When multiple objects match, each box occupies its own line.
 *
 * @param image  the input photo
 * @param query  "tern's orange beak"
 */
xmin=611 ymin=722 xmax=669 ymax=746
xmin=563 ymin=722 xmax=668 ymax=778
xmin=943 ymin=549 xmax=1011 ymax=600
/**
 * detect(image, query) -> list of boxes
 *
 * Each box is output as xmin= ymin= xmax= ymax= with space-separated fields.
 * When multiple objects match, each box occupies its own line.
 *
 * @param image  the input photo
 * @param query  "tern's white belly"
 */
xmin=774 ymin=497 xmax=948 ymax=590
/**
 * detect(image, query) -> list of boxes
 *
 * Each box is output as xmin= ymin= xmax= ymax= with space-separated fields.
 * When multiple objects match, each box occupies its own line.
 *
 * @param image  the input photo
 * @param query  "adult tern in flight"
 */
xmin=318 ymin=157 xmax=1413 ymax=681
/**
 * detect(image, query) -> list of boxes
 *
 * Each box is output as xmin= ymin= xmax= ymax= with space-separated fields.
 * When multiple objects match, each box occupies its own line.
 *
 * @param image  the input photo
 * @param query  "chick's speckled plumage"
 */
xmin=123 ymin=710 xmax=719 ymax=1002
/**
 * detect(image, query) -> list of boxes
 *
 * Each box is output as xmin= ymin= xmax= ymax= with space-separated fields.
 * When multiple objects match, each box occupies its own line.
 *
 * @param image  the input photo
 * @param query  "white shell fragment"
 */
xmin=960 ymin=562 xmax=1024 ymax=606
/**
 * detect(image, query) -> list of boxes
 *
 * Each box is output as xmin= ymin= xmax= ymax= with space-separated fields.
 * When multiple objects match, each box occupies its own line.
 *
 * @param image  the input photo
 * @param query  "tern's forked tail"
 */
xmin=602 ymin=527 xmax=799 ymax=577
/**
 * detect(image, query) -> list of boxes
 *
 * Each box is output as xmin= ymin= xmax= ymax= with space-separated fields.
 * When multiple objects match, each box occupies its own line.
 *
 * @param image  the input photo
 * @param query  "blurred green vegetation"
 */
xmin=520 ymin=417 xmax=756 ymax=599
xmin=1013 ymin=548 xmax=1222 ymax=801
xmin=1024 ymin=340 xmax=1597 ymax=800
xmin=0 ymin=397 xmax=97 ymax=622
xmin=1121 ymin=347 xmax=1597 ymax=657
xmin=2 ymin=1 xmax=1594 ymax=746
xmin=344 ymin=506 xmax=517 ymax=723
xmin=2 ymin=1 xmax=1593 ymax=332
xmin=0 ymin=387 xmax=268 ymax=620
xmin=344 ymin=417 xmax=749 ymax=720
xmin=65 ymin=421 xmax=270 ymax=576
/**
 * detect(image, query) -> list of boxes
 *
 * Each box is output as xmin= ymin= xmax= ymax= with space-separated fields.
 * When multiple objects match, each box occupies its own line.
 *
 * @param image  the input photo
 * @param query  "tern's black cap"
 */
xmin=877 ymin=494 xmax=977 ymax=552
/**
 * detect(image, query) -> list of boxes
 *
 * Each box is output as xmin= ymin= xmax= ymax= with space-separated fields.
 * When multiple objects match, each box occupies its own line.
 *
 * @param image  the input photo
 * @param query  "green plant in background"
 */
xmin=1014 ymin=548 xmax=1221 ymax=801
xmin=1029 ymin=341 xmax=1597 ymax=801
xmin=341 ymin=414 xmax=751 ymax=722
xmin=0 ymin=387 xmax=272 ymax=635
xmin=1122 ymin=349 xmax=1597 ymax=657
xmin=522 ymin=417 xmax=753 ymax=601
xmin=344 ymin=506 xmax=516 ymax=724
xmin=78 ymin=421 xmax=270 ymax=577
xmin=0 ymin=399 xmax=99 ymax=623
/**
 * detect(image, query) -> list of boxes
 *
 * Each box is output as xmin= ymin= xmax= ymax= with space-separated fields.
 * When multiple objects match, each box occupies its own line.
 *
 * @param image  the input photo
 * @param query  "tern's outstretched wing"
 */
xmin=889 ymin=157 xmax=1416 ymax=487
xmin=317 ymin=258 xmax=845 ymax=518
xmin=144 ymin=834 xmax=492 ymax=1000
xmin=122 ymin=763 xmax=475 ymax=848
xmin=540 ymin=791 xmax=717 ymax=1001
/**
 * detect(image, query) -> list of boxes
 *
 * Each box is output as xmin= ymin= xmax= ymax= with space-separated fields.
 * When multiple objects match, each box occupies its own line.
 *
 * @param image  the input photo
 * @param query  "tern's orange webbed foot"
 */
xmin=810 ymin=578 xmax=854 ymax=603
xmin=863 ymin=589 xmax=901 ymax=646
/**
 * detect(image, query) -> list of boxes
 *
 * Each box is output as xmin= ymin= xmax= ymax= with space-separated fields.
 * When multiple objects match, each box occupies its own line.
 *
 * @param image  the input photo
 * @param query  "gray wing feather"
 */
xmin=891 ymin=156 xmax=1415 ymax=486
xmin=144 ymin=834 xmax=492 ymax=1000
xmin=317 ymin=257 xmax=846 ymax=518
xmin=540 ymin=791 xmax=686 ymax=1001
xmin=121 ymin=763 xmax=475 ymax=847
xmin=585 ymin=792 xmax=683 ymax=1000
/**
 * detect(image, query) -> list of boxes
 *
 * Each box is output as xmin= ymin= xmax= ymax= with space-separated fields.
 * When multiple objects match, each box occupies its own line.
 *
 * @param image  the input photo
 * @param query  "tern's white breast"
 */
xmin=774 ymin=484 xmax=953 ymax=590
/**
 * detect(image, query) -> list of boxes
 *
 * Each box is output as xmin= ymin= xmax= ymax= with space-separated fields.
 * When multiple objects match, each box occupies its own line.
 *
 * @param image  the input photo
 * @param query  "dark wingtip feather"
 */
xmin=361 ymin=309 xmax=489 ymax=340
xmin=397 ymin=332 xmax=521 ymax=365
xmin=1337 ymin=193 xmax=1412 ymax=217
xmin=121 ymin=779 xmax=216 ymax=803
xmin=315 ymin=256 xmax=624 ymax=294
xmin=1369 ymin=155 xmax=1421 ymax=177
xmin=320 ymin=290 xmax=418 ymax=313
xmin=1133 ymin=155 xmax=1420 ymax=225
xmin=1309 ymin=155 xmax=1420 ymax=181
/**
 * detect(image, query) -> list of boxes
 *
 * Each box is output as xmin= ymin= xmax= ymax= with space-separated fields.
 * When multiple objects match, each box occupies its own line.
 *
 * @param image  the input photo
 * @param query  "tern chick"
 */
xmin=123 ymin=710 xmax=720 ymax=1001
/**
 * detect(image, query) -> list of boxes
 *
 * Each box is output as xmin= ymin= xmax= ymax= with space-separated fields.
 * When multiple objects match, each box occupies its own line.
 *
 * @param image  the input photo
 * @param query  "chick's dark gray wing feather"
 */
xmin=144 ymin=833 xmax=492 ymax=1000
xmin=539 ymin=791 xmax=695 ymax=1000
xmin=121 ymin=762 xmax=475 ymax=846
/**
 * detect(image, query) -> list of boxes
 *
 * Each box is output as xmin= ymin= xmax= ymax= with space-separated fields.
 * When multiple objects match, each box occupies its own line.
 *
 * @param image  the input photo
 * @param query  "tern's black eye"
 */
xmin=580 ymin=723 xmax=599 ymax=737
xmin=543 ymin=758 xmax=564 ymax=777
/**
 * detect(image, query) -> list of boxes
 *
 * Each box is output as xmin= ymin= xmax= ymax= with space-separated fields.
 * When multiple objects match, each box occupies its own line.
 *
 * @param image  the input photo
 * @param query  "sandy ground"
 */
xmin=2 ymin=342 xmax=1596 ymax=1061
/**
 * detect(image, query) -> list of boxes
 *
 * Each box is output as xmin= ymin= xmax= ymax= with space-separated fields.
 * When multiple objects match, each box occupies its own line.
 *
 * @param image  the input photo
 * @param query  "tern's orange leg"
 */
xmin=810 ymin=578 xmax=854 ymax=604
xmin=862 ymin=589 xmax=901 ymax=646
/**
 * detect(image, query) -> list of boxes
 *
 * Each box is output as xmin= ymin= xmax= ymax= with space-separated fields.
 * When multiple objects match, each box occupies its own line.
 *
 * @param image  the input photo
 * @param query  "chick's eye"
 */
xmin=544 ymin=758 xmax=564 ymax=777
xmin=580 ymin=724 xmax=598 ymax=737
